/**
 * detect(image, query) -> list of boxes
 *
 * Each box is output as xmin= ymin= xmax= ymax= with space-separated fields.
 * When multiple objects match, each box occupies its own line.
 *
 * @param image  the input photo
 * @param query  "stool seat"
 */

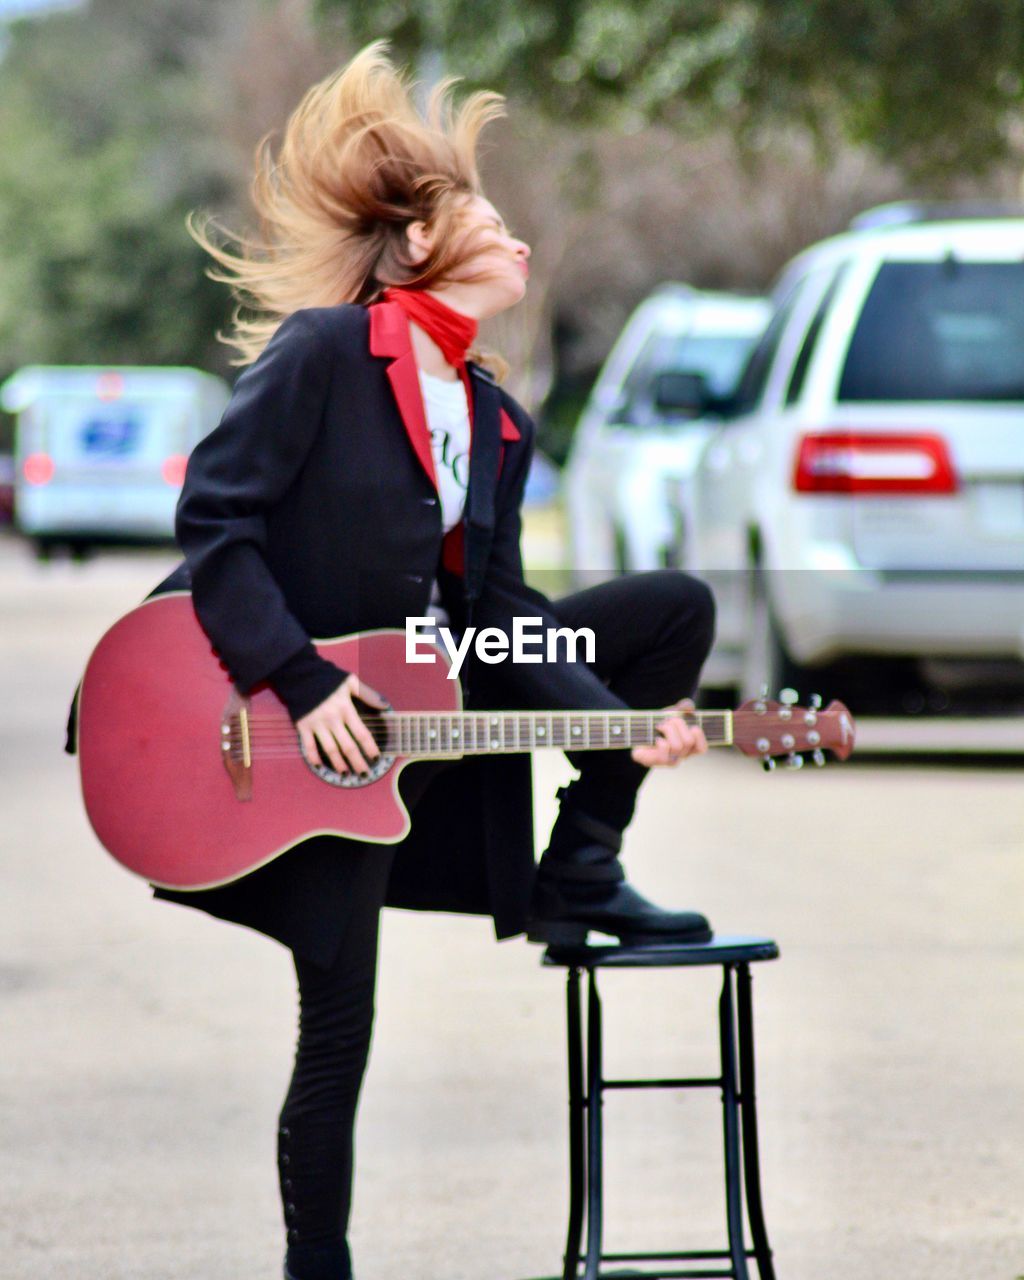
xmin=542 ymin=934 xmax=779 ymax=970
xmin=525 ymin=934 xmax=779 ymax=1280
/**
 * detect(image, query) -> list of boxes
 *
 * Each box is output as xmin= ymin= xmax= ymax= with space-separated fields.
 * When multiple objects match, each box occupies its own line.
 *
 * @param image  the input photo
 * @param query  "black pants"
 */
xmin=278 ymin=571 xmax=714 ymax=1279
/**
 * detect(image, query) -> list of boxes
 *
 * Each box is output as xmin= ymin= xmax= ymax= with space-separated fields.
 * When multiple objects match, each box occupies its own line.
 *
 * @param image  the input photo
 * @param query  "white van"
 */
xmin=0 ymin=365 xmax=230 ymax=557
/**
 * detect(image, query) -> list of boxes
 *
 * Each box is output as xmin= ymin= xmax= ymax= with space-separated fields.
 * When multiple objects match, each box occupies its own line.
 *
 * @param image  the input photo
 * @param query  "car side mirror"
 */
xmin=653 ymin=370 xmax=712 ymax=418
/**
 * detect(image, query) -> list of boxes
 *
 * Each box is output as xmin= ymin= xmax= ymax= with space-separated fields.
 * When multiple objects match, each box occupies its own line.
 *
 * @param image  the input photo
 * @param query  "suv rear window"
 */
xmin=838 ymin=260 xmax=1024 ymax=401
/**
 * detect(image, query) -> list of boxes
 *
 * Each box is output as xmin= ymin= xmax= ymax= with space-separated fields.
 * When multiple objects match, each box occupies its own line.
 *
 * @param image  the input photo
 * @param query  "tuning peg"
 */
xmin=761 ymin=756 xmax=776 ymax=772
xmin=786 ymin=752 xmax=804 ymax=769
xmin=779 ymin=687 xmax=799 ymax=706
xmin=810 ymin=693 xmax=823 ymax=709
xmin=812 ymin=749 xmax=826 ymax=767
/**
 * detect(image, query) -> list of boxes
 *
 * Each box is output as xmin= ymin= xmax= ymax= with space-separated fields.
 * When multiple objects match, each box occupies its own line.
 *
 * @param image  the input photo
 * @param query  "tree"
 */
xmin=0 ymin=0 xmax=234 ymax=371
xmin=315 ymin=0 xmax=1024 ymax=178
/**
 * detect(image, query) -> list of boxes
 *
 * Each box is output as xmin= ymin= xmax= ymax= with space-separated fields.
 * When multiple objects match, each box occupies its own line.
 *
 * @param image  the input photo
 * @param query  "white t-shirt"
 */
xmin=418 ymin=367 xmax=471 ymax=533
xmin=417 ymin=367 xmax=472 ymax=628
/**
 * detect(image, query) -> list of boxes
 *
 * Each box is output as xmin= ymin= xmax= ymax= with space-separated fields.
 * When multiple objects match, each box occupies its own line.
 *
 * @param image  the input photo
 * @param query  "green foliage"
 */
xmin=0 ymin=1 xmax=234 ymax=377
xmin=315 ymin=0 xmax=1024 ymax=177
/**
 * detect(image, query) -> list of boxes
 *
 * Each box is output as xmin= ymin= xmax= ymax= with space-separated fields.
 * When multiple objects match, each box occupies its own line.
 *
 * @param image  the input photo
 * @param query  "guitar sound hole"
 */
xmin=301 ymin=695 xmax=394 ymax=789
xmin=304 ymin=750 xmax=395 ymax=788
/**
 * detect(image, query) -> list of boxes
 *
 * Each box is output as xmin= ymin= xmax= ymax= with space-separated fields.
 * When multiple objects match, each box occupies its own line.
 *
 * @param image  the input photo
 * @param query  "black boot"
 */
xmin=285 ymin=1263 xmax=351 ymax=1280
xmin=284 ymin=1240 xmax=352 ymax=1280
xmin=526 ymin=789 xmax=712 ymax=947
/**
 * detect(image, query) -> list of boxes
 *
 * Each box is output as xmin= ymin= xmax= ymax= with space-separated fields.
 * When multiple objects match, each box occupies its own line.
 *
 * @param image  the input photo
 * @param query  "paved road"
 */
xmin=2 ymin=535 xmax=1023 ymax=1280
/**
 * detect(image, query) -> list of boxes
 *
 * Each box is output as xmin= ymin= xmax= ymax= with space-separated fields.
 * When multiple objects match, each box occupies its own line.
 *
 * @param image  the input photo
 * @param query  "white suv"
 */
xmin=564 ymin=285 xmax=769 ymax=579
xmin=685 ymin=206 xmax=1024 ymax=701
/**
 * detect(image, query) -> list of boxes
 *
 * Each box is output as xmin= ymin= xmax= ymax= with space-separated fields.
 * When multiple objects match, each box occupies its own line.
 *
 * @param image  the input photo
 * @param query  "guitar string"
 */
xmin=226 ymin=731 xmax=734 ymax=750
xmin=232 ymin=713 xmax=731 ymax=732
xmin=227 ymin=717 xmax=735 ymax=748
xmin=229 ymin=723 xmax=733 ymax=746
xmin=237 ymin=712 xmax=726 ymax=727
xmin=224 ymin=722 xmax=739 ymax=758
xmin=218 ymin=710 xmax=746 ymax=763
xmin=224 ymin=740 xmax=739 ymax=760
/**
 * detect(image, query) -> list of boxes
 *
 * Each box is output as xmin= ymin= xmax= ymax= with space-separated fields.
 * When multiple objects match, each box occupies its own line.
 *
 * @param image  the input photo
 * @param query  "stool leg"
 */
xmin=583 ymin=970 xmax=604 ymax=1280
xmin=737 ymin=965 xmax=776 ymax=1280
xmin=563 ymin=968 xmax=586 ymax=1280
xmin=719 ymin=966 xmax=750 ymax=1280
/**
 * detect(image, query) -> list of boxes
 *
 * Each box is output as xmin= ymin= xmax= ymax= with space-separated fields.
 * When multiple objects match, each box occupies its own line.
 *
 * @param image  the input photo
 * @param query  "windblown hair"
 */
xmin=187 ymin=41 xmax=507 ymax=367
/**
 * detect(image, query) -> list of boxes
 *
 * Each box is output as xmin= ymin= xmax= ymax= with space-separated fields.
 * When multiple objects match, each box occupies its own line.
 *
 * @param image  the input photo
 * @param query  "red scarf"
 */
xmin=382 ymin=286 xmax=478 ymax=371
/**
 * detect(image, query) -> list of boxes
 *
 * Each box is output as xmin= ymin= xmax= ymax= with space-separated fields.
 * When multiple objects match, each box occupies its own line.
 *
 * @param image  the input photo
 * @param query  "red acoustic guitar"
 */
xmin=76 ymin=593 xmax=856 ymax=890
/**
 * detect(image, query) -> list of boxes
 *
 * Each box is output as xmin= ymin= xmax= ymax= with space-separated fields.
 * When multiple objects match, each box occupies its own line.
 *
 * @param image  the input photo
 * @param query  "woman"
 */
xmin=151 ymin=43 xmax=715 ymax=1280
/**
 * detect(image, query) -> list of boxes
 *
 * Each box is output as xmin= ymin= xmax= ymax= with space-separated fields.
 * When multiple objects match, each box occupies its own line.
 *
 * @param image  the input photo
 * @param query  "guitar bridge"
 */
xmin=221 ymin=690 xmax=253 ymax=802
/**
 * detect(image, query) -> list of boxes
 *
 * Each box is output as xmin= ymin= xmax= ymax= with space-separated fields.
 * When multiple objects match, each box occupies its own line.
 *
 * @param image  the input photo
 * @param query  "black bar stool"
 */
xmin=525 ymin=935 xmax=779 ymax=1280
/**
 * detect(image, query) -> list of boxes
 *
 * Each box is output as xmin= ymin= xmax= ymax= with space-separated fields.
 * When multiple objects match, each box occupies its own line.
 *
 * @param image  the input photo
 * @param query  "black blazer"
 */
xmin=100 ymin=300 xmax=629 ymax=966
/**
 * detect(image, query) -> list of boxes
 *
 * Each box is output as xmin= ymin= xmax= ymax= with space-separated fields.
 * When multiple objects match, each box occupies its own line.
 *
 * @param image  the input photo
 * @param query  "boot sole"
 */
xmin=527 ymin=921 xmax=714 ymax=947
xmin=525 ymin=920 xmax=591 ymax=946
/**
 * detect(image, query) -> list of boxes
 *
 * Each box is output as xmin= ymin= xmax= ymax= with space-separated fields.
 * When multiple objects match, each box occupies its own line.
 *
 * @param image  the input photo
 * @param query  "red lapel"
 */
xmin=369 ymin=298 xmax=522 ymax=577
xmin=368 ymin=299 xmax=439 ymax=491
xmin=499 ymin=407 xmax=520 ymax=443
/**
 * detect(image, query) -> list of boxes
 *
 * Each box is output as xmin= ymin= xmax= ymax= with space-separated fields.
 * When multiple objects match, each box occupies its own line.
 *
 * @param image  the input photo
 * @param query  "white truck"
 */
xmin=1 ymin=364 xmax=230 ymax=558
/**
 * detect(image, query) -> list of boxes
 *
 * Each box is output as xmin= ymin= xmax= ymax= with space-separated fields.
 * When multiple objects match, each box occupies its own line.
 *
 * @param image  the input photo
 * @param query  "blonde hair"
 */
xmin=187 ymin=41 xmax=506 ymax=368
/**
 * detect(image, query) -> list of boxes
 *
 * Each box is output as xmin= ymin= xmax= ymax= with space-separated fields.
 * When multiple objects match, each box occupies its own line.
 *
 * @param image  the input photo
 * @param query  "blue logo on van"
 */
xmin=80 ymin=414 xmax=141 ymax=456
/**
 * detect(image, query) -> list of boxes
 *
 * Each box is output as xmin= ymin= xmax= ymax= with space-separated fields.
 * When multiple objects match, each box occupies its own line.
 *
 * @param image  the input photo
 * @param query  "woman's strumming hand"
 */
xmin=296 ymin=674 xmax=388 ymax=775
xmin=631 ymin=697 xmax=708 ymax=768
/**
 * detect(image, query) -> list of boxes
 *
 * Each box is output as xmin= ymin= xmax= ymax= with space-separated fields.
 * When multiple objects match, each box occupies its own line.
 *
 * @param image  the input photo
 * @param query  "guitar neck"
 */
xmin=383 ymin=709 xmax=733 ymax=758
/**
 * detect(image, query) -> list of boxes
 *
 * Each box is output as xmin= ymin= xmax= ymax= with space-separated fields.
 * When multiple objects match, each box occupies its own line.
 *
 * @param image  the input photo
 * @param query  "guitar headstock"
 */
xmin=733 ymin=689 xmax=856 ymax=771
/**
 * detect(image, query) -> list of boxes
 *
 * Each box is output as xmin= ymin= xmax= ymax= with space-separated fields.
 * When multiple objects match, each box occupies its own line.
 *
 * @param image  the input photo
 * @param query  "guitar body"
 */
xmin=77 ymin=593 xmax=460 ymax=890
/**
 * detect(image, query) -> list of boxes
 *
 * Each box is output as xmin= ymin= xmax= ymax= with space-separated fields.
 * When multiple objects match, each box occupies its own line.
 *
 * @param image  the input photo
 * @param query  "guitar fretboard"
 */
xmin=378 ymin=710 xmax=733 ymax=757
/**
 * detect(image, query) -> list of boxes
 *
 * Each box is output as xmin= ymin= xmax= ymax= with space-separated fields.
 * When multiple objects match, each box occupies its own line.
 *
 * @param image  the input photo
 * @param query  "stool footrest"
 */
xmin=525 ymin=1270 xmax=740 ymax=1279
xmin=602 ymin=1250 xmax=757 ymax=1261
xmin=602 ymin=1077 xmax=722 ymax=1090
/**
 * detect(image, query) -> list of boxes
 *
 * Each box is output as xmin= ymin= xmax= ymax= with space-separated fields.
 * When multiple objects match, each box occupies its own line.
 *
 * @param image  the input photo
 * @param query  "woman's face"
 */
xmin=408 ymin=194 xmax=531 ymax=319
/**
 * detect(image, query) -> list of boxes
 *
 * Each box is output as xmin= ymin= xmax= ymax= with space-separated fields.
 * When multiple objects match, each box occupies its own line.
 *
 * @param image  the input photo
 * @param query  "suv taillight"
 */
xmin=793 ymin=432 xmax=958 ymax=495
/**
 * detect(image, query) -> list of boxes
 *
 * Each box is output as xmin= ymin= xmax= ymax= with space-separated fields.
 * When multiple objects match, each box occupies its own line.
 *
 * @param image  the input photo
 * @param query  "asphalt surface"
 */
xmin=2 ymin=534 xmax=1023 ymax=1280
